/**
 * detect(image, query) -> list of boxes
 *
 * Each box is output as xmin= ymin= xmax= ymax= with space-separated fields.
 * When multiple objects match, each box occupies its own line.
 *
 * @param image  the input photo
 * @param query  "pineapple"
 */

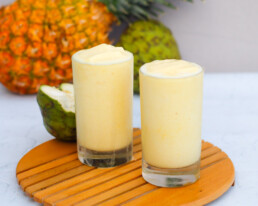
xmin=118 ymin=20 xmax=181 ymax=93
xmin=0 ymin=0 xmax=175 ymax=94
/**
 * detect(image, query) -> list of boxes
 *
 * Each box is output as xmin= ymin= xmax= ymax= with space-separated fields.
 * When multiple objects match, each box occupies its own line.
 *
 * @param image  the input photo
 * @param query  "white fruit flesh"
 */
xmin=60 ymin=83 xmax=74 ymax=95
xmin=41 ymin=86 xmax=75 ymax=113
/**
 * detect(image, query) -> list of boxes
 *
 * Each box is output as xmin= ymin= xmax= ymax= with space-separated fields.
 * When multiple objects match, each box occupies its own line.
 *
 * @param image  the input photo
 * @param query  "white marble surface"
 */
xmin=0 ymin=73 xmax=257 ymax=205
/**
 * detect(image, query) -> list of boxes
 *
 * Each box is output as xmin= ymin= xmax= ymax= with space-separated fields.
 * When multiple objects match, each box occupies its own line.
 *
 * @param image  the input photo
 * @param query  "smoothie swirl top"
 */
xmin=140 ymin=59 xmax=203 ymax=79
xmin=73 ymin=44 xmax=132 ymax=65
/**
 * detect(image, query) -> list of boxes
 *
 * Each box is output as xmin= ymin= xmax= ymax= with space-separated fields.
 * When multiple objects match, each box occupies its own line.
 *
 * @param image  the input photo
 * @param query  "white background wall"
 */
xmin=1 ymin=0 xmax=257 ymax=72
xmin=159 ymin=0 xmax=258 ymax=72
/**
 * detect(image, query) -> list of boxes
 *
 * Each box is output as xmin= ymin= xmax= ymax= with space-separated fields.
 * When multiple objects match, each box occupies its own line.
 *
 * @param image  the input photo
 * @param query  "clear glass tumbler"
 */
xmin=72 ymin=45 xmax=133 ymax=168
xmin=140 ymin=59 xmax=203 ymax=187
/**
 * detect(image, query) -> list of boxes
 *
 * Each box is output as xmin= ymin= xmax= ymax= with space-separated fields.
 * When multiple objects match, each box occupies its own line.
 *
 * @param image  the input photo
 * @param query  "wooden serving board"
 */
xmin=16 ymin=128 xmax=235 ymax=206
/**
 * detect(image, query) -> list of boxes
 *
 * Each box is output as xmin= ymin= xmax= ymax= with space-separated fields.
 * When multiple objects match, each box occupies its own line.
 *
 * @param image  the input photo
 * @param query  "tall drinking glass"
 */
xmin=72 ymin=44 xmax=133 ymax=168
xmin=140 ymin=59 xmax=203 ymax=187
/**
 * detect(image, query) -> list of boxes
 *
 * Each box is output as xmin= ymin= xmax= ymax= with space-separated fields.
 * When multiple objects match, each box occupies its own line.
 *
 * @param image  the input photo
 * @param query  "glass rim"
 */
xmin=140 ymin=61 xmax=203 ymax=79
xmin=72 ymin=49 xmax=133 ymax=66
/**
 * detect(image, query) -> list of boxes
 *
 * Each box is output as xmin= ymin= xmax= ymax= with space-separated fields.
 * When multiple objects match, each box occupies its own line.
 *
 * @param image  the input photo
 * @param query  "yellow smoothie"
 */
xmin=140 ymin=59 xmax=203 ymax=168
xmin=72 ymin=44 xmax=133 ymax=152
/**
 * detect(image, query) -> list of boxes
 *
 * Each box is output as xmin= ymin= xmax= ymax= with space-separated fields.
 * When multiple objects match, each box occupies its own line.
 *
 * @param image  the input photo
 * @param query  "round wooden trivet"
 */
xmin=16 ymin=128 xmax=234 ymax=206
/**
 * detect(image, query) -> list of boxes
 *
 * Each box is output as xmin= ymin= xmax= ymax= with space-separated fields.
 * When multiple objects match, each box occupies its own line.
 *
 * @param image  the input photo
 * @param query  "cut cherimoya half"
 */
xmin=37 ymin=83 xmax=76 ymax=141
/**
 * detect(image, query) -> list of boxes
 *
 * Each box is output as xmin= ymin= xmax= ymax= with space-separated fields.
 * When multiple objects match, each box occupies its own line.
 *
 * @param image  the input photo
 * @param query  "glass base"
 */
xmin=142 ymin=159 xmax=200 ymax=187
xmin=78 ymin=142 xmax=133 ymax=168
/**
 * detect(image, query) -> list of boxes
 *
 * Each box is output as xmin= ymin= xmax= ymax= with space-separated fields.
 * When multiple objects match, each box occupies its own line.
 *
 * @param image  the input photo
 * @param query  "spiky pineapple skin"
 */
xmin=0 ymin=0 xmax=115 ymax=94
xmin=118 ymin=20 xmax=181 ymax=93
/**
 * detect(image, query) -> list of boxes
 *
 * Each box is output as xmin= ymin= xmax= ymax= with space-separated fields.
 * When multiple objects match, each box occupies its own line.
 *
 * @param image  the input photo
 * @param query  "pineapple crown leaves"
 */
xmin=98 ymin=0 xmax=193 ymax=22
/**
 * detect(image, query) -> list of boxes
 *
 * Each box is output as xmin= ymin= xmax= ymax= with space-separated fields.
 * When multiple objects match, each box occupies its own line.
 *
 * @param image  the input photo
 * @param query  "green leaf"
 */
xmin=98 ymin=0 xmax=193 ymax=22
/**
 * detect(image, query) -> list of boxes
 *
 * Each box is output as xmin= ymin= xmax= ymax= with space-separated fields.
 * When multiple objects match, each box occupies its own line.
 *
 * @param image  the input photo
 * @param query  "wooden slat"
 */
xmin=133 ymin=136 xmax=142 ymax=145
xmin=75 ymin=177 xmax=146 ymax=206
xmin=20 ymin=141 xmax=141 ymax=187
xmin=17 ymin=153 xmax=78 ymax=182
xmin=99 ymin=184 xmax=156 ymax=206
xmin=133 ymin=143 xmax=142 ymax=153
xmin=122 ymin=158 xmax=234 ymax=206
xmin=133 ymin=128 xmax=141 ymax=138
xmin=25 ymin=165 xmax=92 ymax=195
xmin=17 ymin=128 xmax=141 ymax=175
xmin=201 ymin=151 xmax=228 ymax=169
xmin=17 ymin=129 xmax=141 ymax=184
xmin=31 ymin=145 xmax=218 ymax=203
xmin=201 ymin=146 xmax=221 ymax=159
xmin=16 ymin=129 xmax=234 ymax=206
xmin=20 ymin=160 xmax=82 ymax=190
xmin=201 ymin=141 xmax=213 ymax=150
xmin=53 ymin=168 xmax=142 ymax=206
xmin=44 ymin=163 xmax=142 ymax=205
xmin=16 ymin=140 xmax=77 ymax=174
xmin=33 ymin=152 xmax=142 ymax=202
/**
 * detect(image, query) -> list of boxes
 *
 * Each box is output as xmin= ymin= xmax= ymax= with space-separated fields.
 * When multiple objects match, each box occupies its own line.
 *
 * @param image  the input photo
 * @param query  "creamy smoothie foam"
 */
xmin=74 ymin=44 xmax=132 ymax=64
xmin=72 ymin=44 xmax=133 ymax=153
xmin=141 ymin=59 xmax=202 ymax=78
xmin=140 ymin=59 xmax=203 ymax=168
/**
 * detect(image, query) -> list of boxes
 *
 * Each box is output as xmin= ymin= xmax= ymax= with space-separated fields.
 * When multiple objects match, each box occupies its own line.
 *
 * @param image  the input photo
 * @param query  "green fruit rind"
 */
xmin=118 ymin=20 xmax=181 ymax=94
xmin=37 ymin=85 xmax=76 ymax=142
